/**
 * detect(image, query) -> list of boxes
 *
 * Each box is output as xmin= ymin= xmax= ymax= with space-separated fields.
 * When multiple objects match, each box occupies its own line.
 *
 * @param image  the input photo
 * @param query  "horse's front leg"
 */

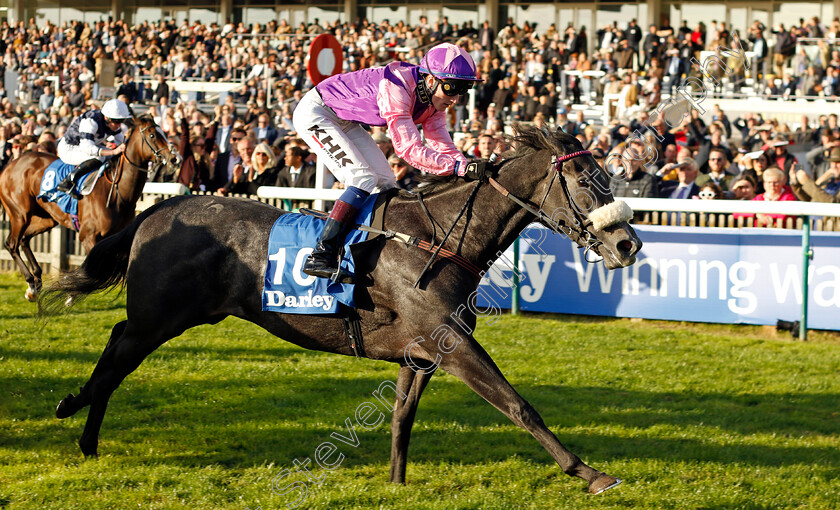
xmin=433 ymin=333 xmax=621 ymax=494
xmin=4 ymin=218 xmax=38 ymax=301
xmin=20 ymin=236 xmax=44 ymax=298
xmin=389 ymin=365 xmax=435 ymax=484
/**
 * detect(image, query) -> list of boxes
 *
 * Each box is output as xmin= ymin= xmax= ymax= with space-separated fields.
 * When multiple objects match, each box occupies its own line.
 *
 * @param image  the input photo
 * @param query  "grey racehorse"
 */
xmin=41 ymin=126 xmax=641 ymax=494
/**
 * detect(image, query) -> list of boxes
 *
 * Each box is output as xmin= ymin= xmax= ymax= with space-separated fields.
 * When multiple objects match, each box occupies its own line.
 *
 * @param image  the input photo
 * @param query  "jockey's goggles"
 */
xmin=437 ymin=78 xmax=474 ymax=97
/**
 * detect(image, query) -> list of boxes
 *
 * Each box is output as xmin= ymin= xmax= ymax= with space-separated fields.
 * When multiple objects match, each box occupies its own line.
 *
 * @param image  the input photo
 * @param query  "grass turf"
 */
xmin=0 ymin=271 xmax=839 ymax=509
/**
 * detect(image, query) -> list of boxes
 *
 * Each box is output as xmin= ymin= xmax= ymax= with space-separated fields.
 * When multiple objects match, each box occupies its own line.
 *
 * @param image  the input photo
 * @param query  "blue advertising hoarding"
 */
xmin=479 ymin=225 xmax=840 ymax=330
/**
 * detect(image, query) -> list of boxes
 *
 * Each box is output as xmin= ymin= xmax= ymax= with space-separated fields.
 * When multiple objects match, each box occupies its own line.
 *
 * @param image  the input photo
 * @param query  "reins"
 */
xmin=486 ymin=149 xmax=604 ymax=262
xmin=413 ymin=183 xmax=482 ymax=288
xmin=352 ymin=148 xmax=604 ymax=286
xmin=121 ymin=123 xmax=173 ymax=177
xmin=104 ymin=122 xmax=175 ymax=207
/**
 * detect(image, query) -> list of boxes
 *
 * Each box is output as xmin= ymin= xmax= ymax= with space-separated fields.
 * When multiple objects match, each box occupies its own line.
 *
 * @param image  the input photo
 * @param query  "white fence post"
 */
xmin=48 ymin=226 xmax=68 ymax=274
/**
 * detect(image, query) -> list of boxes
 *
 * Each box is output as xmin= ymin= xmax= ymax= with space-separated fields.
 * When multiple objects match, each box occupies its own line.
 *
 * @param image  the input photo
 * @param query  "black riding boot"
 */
xmin=56 ymin=159 xmax=100 ymax=198
xmin=302 ymin=187 xmax=368 ymax=281
xmin=302 ymin=217 xmax=344 ymax=279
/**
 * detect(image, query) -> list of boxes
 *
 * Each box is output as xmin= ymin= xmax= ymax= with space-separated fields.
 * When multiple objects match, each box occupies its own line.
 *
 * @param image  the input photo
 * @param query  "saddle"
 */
xmin=39 ymin=160 xmax=107 ymax=204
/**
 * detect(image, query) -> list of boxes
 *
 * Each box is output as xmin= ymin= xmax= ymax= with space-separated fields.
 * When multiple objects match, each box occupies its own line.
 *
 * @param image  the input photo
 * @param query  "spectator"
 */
xmin=216 ymin=113 xmax=233 ymax=154
xmin=660 ymin=158 xmax=700 ymax=199
xmin=749 ymin=167 xmax=798 ymax=226
xmin=696 ymin=148 xmax=736 ymax=190
xmin=153 ymin=74 xmax=170 ymax=104
xmin=276 ymin=145 xmax=316 ymax=189
xmin=696 ymin=129 xmax=733 ymax=172
xmin=772 ymin=24 xmax=797 ymax=77
xmin=67 ymin=82 xmax=85 ymax=110
xmin=475 ymin=134 xmax=497 ymax=160
xmin=116 ymin=74 xmax=138 ymax=104
xmin=806 ymin=131 xmax=840 ymax=180
xmin=38 ymin=85 xmax=55 ymax=112
xmin=655 ymin=143 xmax=678 ymax=172
xmin=790 ymin=148 xmax=840 ymax=202
xmin=246 ymin=142 xmax=280 ymax=193
xmin=609 ymin=143 xmax=659 ymax=199
xmin=730 ymin=174 xmax=758 ymax=200
xmin=747 ymin=151 xmax=772 ymax=193
xmin=697 ymin=182 xmax=723 ymax=200
xmin=253 ymin=113 xmax=279 ymax=146
xmin=275 ymin=143 xmax=316 ymax=210
xmin=642 ymin=24 xmax=661 ymax=66
xmin=766 ymin=133 xmax=798 ymax=173
xmin=179 ymin=129 xmax=214 ymax=191
xmin=216 ymin=137 xmax=255 ymax=196
xmin=371 ymin=131 xmax=394 ymax=159
xmin=389 ymin=153 xmax=420 ymax=191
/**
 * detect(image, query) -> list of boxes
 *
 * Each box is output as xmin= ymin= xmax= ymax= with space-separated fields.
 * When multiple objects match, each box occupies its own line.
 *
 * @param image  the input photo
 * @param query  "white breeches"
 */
xmin=292 ymin=88 xmax=394 ymax=193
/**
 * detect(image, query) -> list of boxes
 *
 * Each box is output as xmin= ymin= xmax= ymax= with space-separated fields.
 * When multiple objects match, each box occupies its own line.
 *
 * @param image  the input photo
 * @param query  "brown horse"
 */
xmin=0 ymin=116 xmax=180 ymax=301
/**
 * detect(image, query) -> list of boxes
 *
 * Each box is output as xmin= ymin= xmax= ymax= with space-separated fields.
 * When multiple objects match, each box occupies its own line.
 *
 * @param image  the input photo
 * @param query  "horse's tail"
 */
xmin=38 ymin=200 xmax=170 ymax=317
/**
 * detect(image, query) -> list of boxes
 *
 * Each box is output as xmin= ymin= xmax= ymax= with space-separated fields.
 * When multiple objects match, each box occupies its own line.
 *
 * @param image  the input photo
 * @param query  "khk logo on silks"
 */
xmin=308 ymin=125 xmax=353 ymax=167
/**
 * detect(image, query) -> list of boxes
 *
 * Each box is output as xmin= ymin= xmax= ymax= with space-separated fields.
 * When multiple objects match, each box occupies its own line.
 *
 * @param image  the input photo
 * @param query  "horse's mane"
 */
xmin=401 ymin=124 xmax=582 ymax=196
xmin=510 ymin=123 xmax=584 ymax=157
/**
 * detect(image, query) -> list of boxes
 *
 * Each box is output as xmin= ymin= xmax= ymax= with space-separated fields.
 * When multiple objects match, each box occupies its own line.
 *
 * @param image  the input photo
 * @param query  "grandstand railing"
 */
xmin=3 ymin=186 xmax=838 ymax=273
xmin=3 ymin=188 xmax=839 ymax=338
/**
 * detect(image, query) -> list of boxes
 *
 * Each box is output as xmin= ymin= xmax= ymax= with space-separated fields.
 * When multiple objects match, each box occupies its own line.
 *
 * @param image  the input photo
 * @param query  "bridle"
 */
xmin=121 ymin=122 xmax=178 ymax=177
xmin=414 ymin=148 xmax=608 ymax=285
xmin=102 ymin=121 xmax=178 ymax=206
xmin=486 ymin=149 xmax=605 ymax=263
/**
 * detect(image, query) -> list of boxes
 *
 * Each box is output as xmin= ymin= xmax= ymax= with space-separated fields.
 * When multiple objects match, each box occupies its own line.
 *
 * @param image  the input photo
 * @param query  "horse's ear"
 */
xmin=124 ymin=117 xmax=137 ymax=129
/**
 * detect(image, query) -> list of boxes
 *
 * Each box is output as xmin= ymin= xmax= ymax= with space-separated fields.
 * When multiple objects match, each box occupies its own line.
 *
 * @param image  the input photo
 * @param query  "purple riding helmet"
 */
xmin=417 ymin=43 xmax=483 ymax=99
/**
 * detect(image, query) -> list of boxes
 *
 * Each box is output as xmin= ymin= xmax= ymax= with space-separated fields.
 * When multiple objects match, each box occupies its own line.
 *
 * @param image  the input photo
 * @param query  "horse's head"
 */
xmin=507 ymin=125 xmax=641 ymax=269
xmin=128 ymin=116 xmax=182 ymax=179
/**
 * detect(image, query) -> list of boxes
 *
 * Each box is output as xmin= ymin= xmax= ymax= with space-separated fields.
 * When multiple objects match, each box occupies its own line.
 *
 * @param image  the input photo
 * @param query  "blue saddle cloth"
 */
xmin=37 ymin=159 xmax=98 ymax=216
xmin=263 ymin=193 xmax=378 ymax=315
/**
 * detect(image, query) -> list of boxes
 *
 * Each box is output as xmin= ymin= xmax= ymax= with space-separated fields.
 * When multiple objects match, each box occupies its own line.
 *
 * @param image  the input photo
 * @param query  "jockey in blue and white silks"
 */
xmin=56 ymin=98 xmax=131 ymax=197
xmin=292 ymin=42 xmax=483 ymax=281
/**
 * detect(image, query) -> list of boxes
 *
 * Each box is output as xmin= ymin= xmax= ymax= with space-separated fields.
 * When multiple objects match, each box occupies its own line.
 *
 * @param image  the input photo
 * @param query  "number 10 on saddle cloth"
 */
xmin=262 ymin=194 xmax=378 ymax=314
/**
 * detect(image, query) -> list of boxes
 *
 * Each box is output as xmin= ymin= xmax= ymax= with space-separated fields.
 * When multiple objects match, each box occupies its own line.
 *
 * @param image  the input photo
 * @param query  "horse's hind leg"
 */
xmin=438 ymin=336 xmax=621 ymax=495
xmin=57 ymin=320 xmax=167 ymax=457
xmin=389 ymin=365 xmax=435 ymax=484
xmin=56 ymin=321 xmax=127 ymax=420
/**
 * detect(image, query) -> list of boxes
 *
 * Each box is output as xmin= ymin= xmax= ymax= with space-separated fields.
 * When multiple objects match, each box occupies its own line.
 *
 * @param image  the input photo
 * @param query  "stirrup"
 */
xmin=330 ymin=268 xmax=355 ymax=285
xmin=56 ymin=179 xmax=73 ymax=193
xmin=302 ymin=267 xmax=355 ymax=284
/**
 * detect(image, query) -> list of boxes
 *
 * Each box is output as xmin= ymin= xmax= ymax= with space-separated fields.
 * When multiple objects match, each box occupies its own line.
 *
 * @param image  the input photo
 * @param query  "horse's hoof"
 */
xmin=24 ymin=287 xmax=37 ymax=302
xmin=56 ymin=394 xmax=77 ymax=419
xmin=80 ymin=439 xmax=99 ymax=458
xmin=589 ymin=474 xmax=622 ymax=495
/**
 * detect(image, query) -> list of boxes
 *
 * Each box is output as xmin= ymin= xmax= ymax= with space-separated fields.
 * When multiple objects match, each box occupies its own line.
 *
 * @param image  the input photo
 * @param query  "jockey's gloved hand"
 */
xmin=461 ymin=160 xmax=494 ymax=183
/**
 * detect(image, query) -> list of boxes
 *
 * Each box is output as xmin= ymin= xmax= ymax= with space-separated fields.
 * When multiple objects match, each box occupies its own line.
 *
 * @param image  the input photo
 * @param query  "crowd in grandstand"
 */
xmin=1 ymin=13 xmax=840 ymax=224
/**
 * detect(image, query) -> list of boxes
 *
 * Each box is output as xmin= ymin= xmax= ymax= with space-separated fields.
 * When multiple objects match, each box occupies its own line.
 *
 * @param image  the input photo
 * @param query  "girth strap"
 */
xmin=342 ymin=310 xmax=366 ymax=358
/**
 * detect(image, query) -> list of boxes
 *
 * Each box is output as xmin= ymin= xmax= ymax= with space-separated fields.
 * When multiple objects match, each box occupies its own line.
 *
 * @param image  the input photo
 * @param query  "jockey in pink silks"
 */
xmin=292 ymin=42 xmax=483 ymax=280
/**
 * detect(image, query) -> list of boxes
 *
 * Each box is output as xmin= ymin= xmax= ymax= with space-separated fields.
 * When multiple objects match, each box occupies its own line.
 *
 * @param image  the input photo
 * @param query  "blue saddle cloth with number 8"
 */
xmin=262 ymin=193 xmax=378 ymax=315
xmin=37 ymin=159 xmax=100 ymax=216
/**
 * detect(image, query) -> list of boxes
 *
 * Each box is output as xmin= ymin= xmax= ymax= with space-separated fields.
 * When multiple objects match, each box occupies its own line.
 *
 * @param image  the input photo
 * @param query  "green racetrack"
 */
xmin=1 ymin=272 xmax=839 ymax=509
